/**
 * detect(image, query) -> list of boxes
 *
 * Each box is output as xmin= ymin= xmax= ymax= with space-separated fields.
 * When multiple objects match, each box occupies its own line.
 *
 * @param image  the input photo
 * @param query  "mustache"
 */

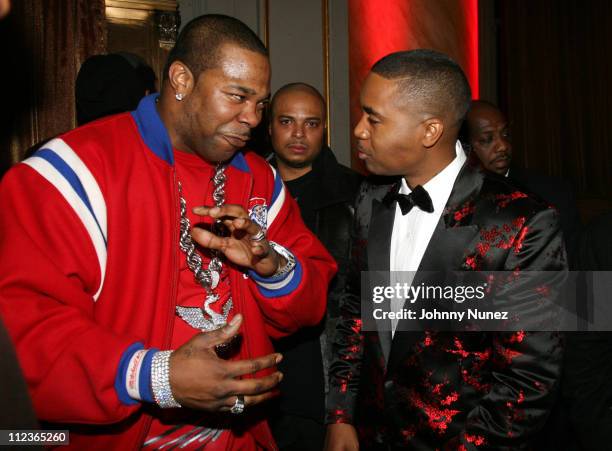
xmin=492 ymin=153 xmax=511 ymax=162
xmin=220 ymin=129 xmax=251 ymax=140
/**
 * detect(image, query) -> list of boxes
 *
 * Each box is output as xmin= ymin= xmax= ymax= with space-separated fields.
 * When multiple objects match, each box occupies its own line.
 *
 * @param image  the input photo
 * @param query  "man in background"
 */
xmin=464 ymin=100 xmax=581 ymax=264
xmin=268 ymin=83 xmax=361 ymax=450
xmin=75 ymin=53 xmax=150 ymax=125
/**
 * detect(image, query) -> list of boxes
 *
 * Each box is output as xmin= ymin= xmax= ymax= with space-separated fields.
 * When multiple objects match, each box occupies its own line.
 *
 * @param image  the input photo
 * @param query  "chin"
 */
xmin=199 ymin=148 xmax=238 ymax=164
xmin=489 ymin=166 xmax=508 ymax=176
xmin=364 ymin=161 xmax=385 ymax=175
xmin=279 ymin=156 xmax=310 ymax=169
xmin=289 ymin=160 xmax=310 ymax=169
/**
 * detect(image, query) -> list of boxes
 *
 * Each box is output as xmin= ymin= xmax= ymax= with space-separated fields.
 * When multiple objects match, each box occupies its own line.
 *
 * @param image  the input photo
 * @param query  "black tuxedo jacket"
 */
xmin=327 ymin=162 xmax=567 ymax=450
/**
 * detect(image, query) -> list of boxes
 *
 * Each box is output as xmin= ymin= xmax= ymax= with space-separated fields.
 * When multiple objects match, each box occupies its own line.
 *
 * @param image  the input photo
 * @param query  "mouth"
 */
xmin=287 ymin=143 xmax=308 ymax=153
xmin=356 ymin=145 xmax=370 ymax=160
xmin=491 ymin=155 xmax=510 ymax=167
xmin=222 ymin=134 xmax=249 ymax=148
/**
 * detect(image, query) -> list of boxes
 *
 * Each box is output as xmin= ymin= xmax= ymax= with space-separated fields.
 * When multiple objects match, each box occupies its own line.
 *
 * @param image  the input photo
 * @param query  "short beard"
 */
xmin=276 ymin=153 xmax=317 ymax=170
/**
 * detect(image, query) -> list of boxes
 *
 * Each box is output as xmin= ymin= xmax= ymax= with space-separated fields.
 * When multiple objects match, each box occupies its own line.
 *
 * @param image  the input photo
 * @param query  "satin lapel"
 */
xmin=367 ymin=197 xmax=395 ymax=364
xmin=387 ymin=162 xmax=483 ymax=375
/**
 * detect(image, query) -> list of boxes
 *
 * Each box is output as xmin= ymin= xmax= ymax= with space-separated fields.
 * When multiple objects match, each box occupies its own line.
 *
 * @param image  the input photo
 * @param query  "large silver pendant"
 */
xmin=176 ymin=164 xmax=232 ymax=332
xmin=209 ymin=270 xmax=220 ymax=289
xmin=176 ymin=294 xmax=233 ymax=332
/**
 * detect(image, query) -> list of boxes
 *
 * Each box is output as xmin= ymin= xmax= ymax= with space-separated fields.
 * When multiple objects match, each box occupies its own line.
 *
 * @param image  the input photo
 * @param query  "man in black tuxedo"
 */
xmin=464 ymin=100 xmax=581 ymax=265
xmin=325 ymin=50 xmax=567 ymax=449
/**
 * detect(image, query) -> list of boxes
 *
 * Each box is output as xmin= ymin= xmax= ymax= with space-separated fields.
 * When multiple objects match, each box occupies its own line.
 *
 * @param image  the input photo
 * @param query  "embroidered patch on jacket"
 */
xmin=248 ymin=197 xmax=268 ymax=232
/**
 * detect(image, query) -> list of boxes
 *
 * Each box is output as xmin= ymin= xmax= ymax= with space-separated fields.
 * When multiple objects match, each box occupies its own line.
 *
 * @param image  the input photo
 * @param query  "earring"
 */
xmin=175 ymin=93 xmax=184 ymax=101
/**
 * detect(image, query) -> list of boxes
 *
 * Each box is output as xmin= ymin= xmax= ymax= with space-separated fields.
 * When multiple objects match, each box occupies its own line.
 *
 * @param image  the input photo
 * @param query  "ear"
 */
xmin=421 ymin=118 xmax=444 ymax=148
xmin=167 ymin=61 xmax=195 ymax=97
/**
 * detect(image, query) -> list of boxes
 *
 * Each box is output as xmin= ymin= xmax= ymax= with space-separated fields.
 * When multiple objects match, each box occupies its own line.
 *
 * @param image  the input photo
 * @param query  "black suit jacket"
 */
xmin=327 ymin=162 xmax=567 ymax=449
xmin=270 ymin=147 xmax=362 ymax=422
xmin=560 ymin=212 xmax=612 ymax=451
xmin=508 ymin=167 xmax=581 ymax=267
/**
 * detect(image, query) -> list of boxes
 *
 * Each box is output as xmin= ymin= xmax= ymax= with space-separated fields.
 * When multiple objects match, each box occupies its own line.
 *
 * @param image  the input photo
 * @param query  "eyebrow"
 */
xmin=227 ymin=84 xmax=270 ymax=103
xmin=479 ymin=123 xmax=509 ymax=132
xmin=363 ymin=105 xmax=383 ymax=118
xmin=277 ymin=114 xmax=322 ymax=121
xmin=228 ymin=84 xmax=256 ymax=95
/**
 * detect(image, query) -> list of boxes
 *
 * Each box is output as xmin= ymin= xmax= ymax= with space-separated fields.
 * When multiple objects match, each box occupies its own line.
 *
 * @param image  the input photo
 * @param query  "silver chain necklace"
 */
xmin=175 ymin=163 xmax=233 ymax=331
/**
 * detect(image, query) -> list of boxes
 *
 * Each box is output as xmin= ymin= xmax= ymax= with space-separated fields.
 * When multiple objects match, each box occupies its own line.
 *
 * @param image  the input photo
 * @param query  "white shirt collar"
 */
xmin=398 ymin=141 xmax=467 ymax=213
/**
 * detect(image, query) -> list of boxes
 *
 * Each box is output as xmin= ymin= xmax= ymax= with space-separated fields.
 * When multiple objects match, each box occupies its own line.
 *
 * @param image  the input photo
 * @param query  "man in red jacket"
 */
xmin=0 ymin=14 xmax=336 ymax=450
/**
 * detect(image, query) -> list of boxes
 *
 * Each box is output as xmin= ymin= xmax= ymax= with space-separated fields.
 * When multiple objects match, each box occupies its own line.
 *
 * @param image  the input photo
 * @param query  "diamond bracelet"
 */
xmin=151 ymin=350 xmax=182 ymax=408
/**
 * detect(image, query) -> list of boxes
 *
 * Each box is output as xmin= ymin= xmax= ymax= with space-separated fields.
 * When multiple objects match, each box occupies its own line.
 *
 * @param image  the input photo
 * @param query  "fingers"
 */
xmin=191 ymin=217 xmax=265 ymax=250
xmin=191 ymin=221 xmax=273 ymax=267
xmin=225 ymin=371 xmax=283 ymax=396
xmin=225 ymin=352 xmax=282 ymax=378
xmin=219 ymin=390 xmax=280 ymax=412
xmin=196 ymin=314 xmax=242 ymax=348
xmin=191 ymin=226 xmax=228 ymax=252
xmin=193 ymin=205 xmax=261 ymax=237
xmin=193 ymin=205 xmax=248 ymax=221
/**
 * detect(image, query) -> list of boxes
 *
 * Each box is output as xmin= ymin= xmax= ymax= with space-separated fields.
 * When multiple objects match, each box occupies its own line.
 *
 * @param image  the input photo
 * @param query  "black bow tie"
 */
xmin=385 ymin=185 xmax=434 ymax=215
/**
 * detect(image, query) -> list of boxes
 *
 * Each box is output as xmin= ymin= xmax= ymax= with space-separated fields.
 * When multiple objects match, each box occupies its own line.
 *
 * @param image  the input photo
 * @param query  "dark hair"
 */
xmin=371 ymin=49 xmax=471 ymax=126
xmin=75 ymin=54 xmax=145 ymax=125
xmin=270 ymin=82 xmax=325 ymax=117
xmin=163 ymin=14 xmax=267 ymax=81
xmin=117 ymin=52 xmax=157 ymax=93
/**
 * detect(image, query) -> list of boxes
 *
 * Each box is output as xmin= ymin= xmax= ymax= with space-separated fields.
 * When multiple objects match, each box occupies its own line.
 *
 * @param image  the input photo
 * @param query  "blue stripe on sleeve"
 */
xmin=35 ymin=148 xmax=107 ymax=246
xmin=115 ymin=342 xmax=144 ymax=406
xmin=138 ymin=348 xmax=158 ymax=403
xmin=249 ymin=259 xmax=303 ymax=298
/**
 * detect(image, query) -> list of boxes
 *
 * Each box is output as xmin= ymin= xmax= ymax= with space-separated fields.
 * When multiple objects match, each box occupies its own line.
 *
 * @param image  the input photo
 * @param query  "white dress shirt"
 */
xmin=389 ymin=141 xmax=467 ymax=334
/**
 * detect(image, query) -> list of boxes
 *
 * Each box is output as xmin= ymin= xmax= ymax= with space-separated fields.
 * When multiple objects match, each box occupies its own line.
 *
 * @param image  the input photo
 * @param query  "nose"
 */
xmin=354 ymin=113 xmax=370 ymax=140
xmin=237 ymin=102 xmax=261 ymax=129
xmin=292 ymin=123 xmax=305 ymax=138
xmin=496 ymin=135 xmax=511 ymax=154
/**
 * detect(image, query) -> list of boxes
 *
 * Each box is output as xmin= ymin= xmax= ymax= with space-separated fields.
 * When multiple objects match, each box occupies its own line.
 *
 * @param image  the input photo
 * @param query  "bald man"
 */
xmin=465 ymin=100 xmax=512 ymax=175
xmin=465 ymin=100 xmax=581 ymax=265
xmin=268 ymin=83 xmax=361 ymax=450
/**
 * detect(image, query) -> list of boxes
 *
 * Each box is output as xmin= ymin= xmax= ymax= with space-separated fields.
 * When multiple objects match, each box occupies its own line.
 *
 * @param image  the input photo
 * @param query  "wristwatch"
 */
xmin=268 ymin=241 xmax=296 ymax=279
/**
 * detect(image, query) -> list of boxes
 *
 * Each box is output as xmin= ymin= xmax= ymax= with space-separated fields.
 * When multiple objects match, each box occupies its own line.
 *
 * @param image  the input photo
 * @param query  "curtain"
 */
xmin=0 ymin=0 xmax=106 ymax=174
xmin=497 ymin=0 xmax=612 ymax=211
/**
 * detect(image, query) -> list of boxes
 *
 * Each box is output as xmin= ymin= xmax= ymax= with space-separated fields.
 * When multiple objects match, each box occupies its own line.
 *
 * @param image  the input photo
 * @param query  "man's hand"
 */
xmin=192 ymin=205 xmax=284 ymax=277
xmin=169 ymin=314 xmax=283 ymax=411
xmin=325 ymin=423 xmax=359 ymax=451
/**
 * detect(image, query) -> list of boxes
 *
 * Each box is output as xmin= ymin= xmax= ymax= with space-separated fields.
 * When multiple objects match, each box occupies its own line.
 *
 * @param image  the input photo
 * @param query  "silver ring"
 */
xmin=250 ymin=229 xmax=266 ymax=242
xmin=230 ymin=395 xmax=245 ymax=415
